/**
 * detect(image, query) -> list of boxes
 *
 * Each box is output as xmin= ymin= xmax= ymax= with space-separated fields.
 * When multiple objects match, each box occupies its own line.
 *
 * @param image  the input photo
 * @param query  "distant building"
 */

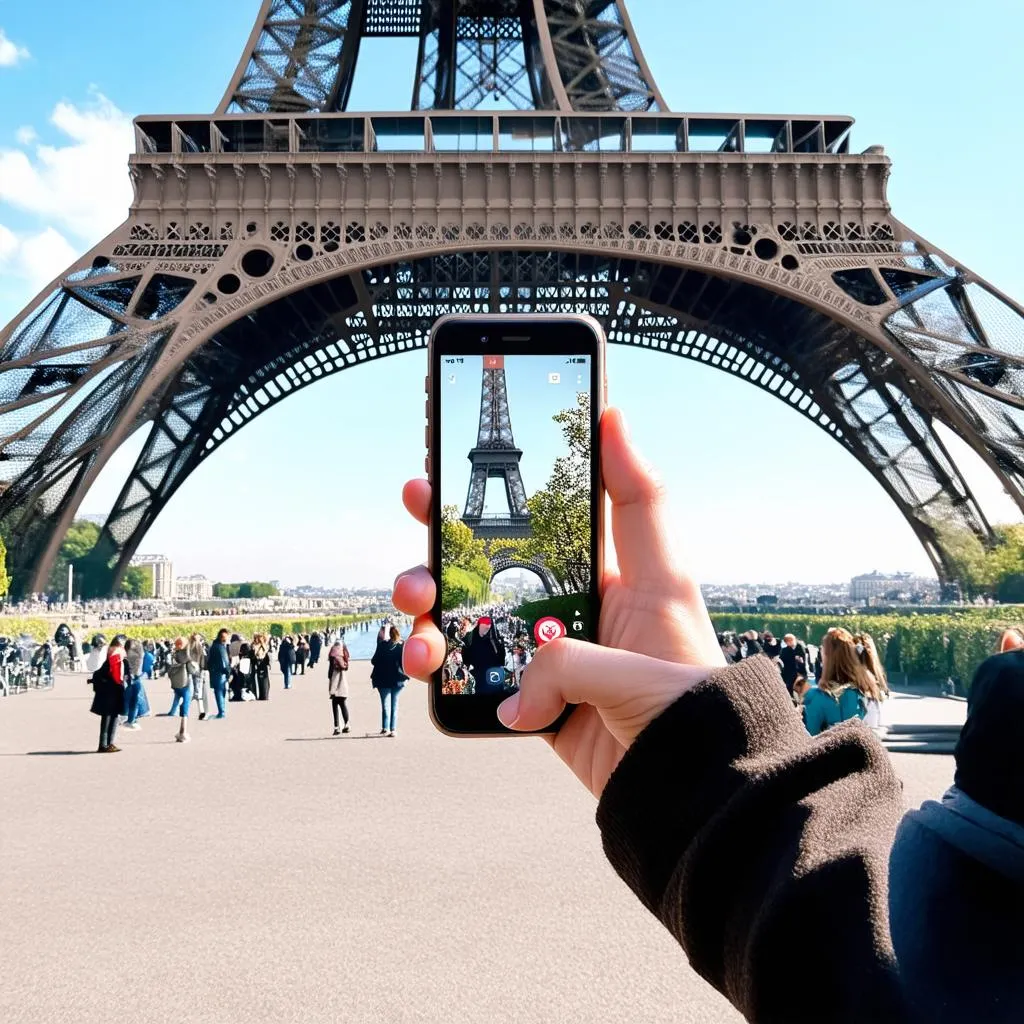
xmin=850 ymin=571 xmax=937 ymax=603
xmin=130 ymin=554 xmax=174 ymax=599
xmin=176 ymin=575 xmax=213 ymax=602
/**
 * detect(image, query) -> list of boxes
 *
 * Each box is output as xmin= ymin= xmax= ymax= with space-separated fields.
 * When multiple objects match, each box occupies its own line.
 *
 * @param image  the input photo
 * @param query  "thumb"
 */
xmin=499 ymin=638 xmax=709 ymax=745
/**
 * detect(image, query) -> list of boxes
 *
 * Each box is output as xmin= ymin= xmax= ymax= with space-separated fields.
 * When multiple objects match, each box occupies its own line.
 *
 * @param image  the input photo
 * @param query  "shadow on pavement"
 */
xmin=22 ymin=750 xmax=93 ymax=756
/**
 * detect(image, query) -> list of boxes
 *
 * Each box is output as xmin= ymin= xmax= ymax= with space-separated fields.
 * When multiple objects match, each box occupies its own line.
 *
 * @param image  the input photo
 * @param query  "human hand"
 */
xmin=394 ymin=407 xmax=724 ymax=798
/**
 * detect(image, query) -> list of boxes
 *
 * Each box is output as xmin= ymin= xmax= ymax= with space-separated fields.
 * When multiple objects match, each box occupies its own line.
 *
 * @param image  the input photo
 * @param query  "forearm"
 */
xmin=596 ymin=657 xmax=906 ymax=1023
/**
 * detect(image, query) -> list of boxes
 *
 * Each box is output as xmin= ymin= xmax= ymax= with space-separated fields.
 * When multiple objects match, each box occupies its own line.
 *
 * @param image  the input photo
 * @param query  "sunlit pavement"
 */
xmin=1 ymin=666 xmax=954 ymax=1024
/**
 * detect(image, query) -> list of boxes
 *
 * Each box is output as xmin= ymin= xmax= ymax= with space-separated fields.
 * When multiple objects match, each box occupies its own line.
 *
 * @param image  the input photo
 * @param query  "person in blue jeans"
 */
xmin=370 ymin=625 xmax=407 ymax=737
xmin=167 ymin=637 xmax=192 ymax=743
xmin=206 ymin=629 xmax=231 ymax=719
xmin=122 ymin=638 xmax=145 ymax=730
xmin=278 ymin=635 xmax=296 ymax=690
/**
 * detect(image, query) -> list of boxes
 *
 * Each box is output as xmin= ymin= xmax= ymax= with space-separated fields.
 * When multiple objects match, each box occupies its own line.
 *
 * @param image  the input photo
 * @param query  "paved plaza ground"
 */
xmin=1 ymin=665 xmax=957 ymax=1024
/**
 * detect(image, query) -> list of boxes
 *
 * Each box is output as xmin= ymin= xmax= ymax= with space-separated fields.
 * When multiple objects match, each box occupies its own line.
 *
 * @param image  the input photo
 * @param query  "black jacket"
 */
xmin=370 ymin=640 xmax=407 ymax=690
xmin=278 ymin=640 xmax=296 ymax=669
xmin=463 ymin=628 xmax=506 ymax=684
xmin=779 ymin=642 xmax=807 ymax=683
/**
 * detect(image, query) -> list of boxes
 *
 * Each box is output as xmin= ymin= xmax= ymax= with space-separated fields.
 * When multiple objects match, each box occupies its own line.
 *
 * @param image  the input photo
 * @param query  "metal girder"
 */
xmin=222 ymin=0 xmax=666 ymax=113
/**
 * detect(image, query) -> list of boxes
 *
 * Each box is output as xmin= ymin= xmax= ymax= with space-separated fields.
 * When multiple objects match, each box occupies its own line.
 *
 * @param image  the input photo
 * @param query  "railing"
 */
xmin=134 ymin=111 xmax=854 ymax=158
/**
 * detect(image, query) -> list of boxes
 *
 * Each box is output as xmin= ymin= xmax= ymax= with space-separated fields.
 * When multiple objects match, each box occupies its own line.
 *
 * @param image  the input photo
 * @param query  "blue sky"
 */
xmin=439 ymin=355 xmax=590 ymax=514
xmin=0 ymin=1 xmax=1022 ymax=587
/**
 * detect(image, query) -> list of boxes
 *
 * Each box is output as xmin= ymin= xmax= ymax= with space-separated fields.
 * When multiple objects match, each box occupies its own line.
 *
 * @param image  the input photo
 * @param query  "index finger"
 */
xmin=601 ymin=408 xmax=680 ymax=590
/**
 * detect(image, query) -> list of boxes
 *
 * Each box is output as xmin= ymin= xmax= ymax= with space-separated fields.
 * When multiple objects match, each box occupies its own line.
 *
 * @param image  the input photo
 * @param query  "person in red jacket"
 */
xmin=90 ymin=637 xmax=127 ymax=753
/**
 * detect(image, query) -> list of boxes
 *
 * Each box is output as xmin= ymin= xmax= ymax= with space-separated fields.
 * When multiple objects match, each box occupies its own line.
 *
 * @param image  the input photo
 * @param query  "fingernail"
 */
xmin=497 ymin=692 xmax=520 ymax=728
xmin=404 ymin=637 xmax=428 ymax=665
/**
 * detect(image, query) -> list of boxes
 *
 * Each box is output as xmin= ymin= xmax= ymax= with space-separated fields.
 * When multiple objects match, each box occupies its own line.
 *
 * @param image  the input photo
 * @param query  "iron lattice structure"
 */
xmin=461 ymin=358 xmax=549 ymax=590
xmin=2 ymin=0 xmax=1024 ymax=597
xmin=463 ymin=362 xmax=530 ymax=530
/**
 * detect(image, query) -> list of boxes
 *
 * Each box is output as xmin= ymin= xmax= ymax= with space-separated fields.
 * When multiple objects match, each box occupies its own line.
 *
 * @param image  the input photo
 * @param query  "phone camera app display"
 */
xmin=440 ymin=353 xmax=594 ymax=698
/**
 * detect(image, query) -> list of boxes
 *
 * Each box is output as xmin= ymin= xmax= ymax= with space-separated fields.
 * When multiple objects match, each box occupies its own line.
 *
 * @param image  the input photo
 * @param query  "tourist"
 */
xmin=308 ymin=630 xmax=323 ymax=670
xmin=187 ymin=633 xmax=207 ymax=720
xmin=207 ymin=629 xmax=231 ymax=719
xmin=854 ymin=631 xmax=889 ymax=727
xmin=803 ymin=627 xmax=877 ymax=736
xmin=370 ymin=625 xmax=406 ymax=736
xmin=761 ymin=631 xmax=781 ymax=659
xmin=778 ymin=632 xmax=808 ymax=693
xmin=122 ymin=638 xmax=145 ymax=730
xmin=90 ymin=637 xmax=126 ymax=753
xmin=278 ymin=635 xmax=296 ymax=690
xmin=228 ymin=633 xmax=243 ymax=701
xmin=84 ymin=634 xmax=107 ymax=674
xmin=167 ymin=636 xmax=191 ymax=743
xmin=252 ymin=633 xmax=271 ymax=700
xmin=996 ymin=626 xmax=1024 ymax=655
xmin=462 ymin=616 xmax=507 ymax=693
xmin=327 ymin=637 xmax=351 ymax=735
xmin=296 ymin=635 xmax=309 ymax=675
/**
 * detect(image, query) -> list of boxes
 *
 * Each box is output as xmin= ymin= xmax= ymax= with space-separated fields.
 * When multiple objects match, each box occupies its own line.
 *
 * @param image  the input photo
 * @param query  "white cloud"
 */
xmin=15 ymin=125 xmax=37 ymax=145
xmin=0 ymin=90 xmax=134 ymax=242
xmin=0 ymin=29 xmax=30 ymax=67
xmin=0 ymin=221 xmax=78 ymax=292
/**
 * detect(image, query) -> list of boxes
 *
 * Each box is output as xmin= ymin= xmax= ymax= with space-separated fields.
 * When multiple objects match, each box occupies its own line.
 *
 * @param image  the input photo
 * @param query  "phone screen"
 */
xmin=430 ymin=320 xmax=602 ymax=733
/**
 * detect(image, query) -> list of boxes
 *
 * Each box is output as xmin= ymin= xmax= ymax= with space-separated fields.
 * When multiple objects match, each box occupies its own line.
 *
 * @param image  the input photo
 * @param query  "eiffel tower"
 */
xmin=462 ymin=358 xmax=530 ymax=538
xmin=459 ymin=357 xmax=561 ymax=593
xmin=1 ymin=1 xmax=1023 ymax=598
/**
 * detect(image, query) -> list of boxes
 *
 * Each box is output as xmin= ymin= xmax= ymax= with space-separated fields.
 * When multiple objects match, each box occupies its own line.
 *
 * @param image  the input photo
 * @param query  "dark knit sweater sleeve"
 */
xmin=596 ymin=656 xmax=908 ymax=1024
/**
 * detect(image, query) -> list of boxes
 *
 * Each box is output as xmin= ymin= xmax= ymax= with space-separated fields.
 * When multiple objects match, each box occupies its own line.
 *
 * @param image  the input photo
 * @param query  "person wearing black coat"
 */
xmin=278 ymin=636 xmax=297 ymax=689
xmin=307 ymin=631 xmax=323 ymax=670
xmin=370 ymin=626 xmax=407 ymax=736
xmin=778 ymin=633 xmax=809 ymax=694
xmin=462 ymin=617 xmax=507 ymax=694
xmin=90 ymin=638 xmax=126 ymax=752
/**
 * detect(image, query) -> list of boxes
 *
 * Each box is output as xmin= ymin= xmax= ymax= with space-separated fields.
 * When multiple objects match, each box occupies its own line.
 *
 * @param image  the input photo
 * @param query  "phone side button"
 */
xmin=425 ymin=375 xmax=429 ymax=394
xmin=424 ymin=455 xmax=430 ymax=476
xmin=425 ymin=424 xmax=430 ymax=449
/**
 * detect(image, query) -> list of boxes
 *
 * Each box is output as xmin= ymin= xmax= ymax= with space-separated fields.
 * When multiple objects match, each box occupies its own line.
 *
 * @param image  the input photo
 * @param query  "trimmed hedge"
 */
xmin=0 ymin=614 xmax=375 ymax=644
xmin=710 ymin=611 xmax=1021 ymax=688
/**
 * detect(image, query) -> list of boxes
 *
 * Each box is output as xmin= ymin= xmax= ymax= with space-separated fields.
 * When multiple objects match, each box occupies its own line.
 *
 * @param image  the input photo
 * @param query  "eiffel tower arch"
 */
xmin=2 ymin=2 xmax=1023 ymax=597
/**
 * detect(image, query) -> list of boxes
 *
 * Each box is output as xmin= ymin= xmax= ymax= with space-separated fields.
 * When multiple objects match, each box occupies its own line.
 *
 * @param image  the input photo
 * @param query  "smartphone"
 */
xmin=426 ymin=314 xmax=606 ymax=736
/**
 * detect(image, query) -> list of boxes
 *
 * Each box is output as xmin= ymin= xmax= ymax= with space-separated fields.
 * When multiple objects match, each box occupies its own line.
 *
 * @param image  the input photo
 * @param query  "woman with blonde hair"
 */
xmin=853 ymin=632 xmax=888 ymax=727
xmin=803 ymin=628 xmax=879 ymax=736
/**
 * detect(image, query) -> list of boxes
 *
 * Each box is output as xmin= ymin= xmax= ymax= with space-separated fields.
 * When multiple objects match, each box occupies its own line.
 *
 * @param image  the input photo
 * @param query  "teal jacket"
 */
xmin=803 ymin=685 xmax=866 ymax=736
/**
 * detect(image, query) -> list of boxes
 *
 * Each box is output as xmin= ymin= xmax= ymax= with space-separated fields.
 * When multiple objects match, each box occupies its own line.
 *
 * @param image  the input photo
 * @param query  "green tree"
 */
xmin=0 ymin=534 xmax=9 ymax=599
xmin=440 ymin=505 xmax=492 ymax=610
xmin=504 ymin=393 xmax=592 ymax=593
xmin=47 ymin=519 xmax=102 ymax=595
xmin=120 ymin=564 xmax=153 ymax=598
xmin=213 ymin=581 xmax=279 ymax=599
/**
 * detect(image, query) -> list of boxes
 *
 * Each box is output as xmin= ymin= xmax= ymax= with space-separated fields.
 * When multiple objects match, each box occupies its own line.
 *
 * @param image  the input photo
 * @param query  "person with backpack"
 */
xmin=90 ymin=637 xmax=126 ymax=753
xmin=803 ymin=627 xmax=879 ymax=736
xmin=167 ymin=636 xmax=192 ymax=743
xmin=327 ymin=637 xmax=351 ymax=735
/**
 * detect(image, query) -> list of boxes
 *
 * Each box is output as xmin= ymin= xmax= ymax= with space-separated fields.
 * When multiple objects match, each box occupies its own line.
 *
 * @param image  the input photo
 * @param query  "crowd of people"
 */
xmin=83 ymin=620 xmax=407 ymax=752
xmin=441 ymin=604 xmax=531 ymax=695
xmin=718 ymin=626 xmax=889 ymax=733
